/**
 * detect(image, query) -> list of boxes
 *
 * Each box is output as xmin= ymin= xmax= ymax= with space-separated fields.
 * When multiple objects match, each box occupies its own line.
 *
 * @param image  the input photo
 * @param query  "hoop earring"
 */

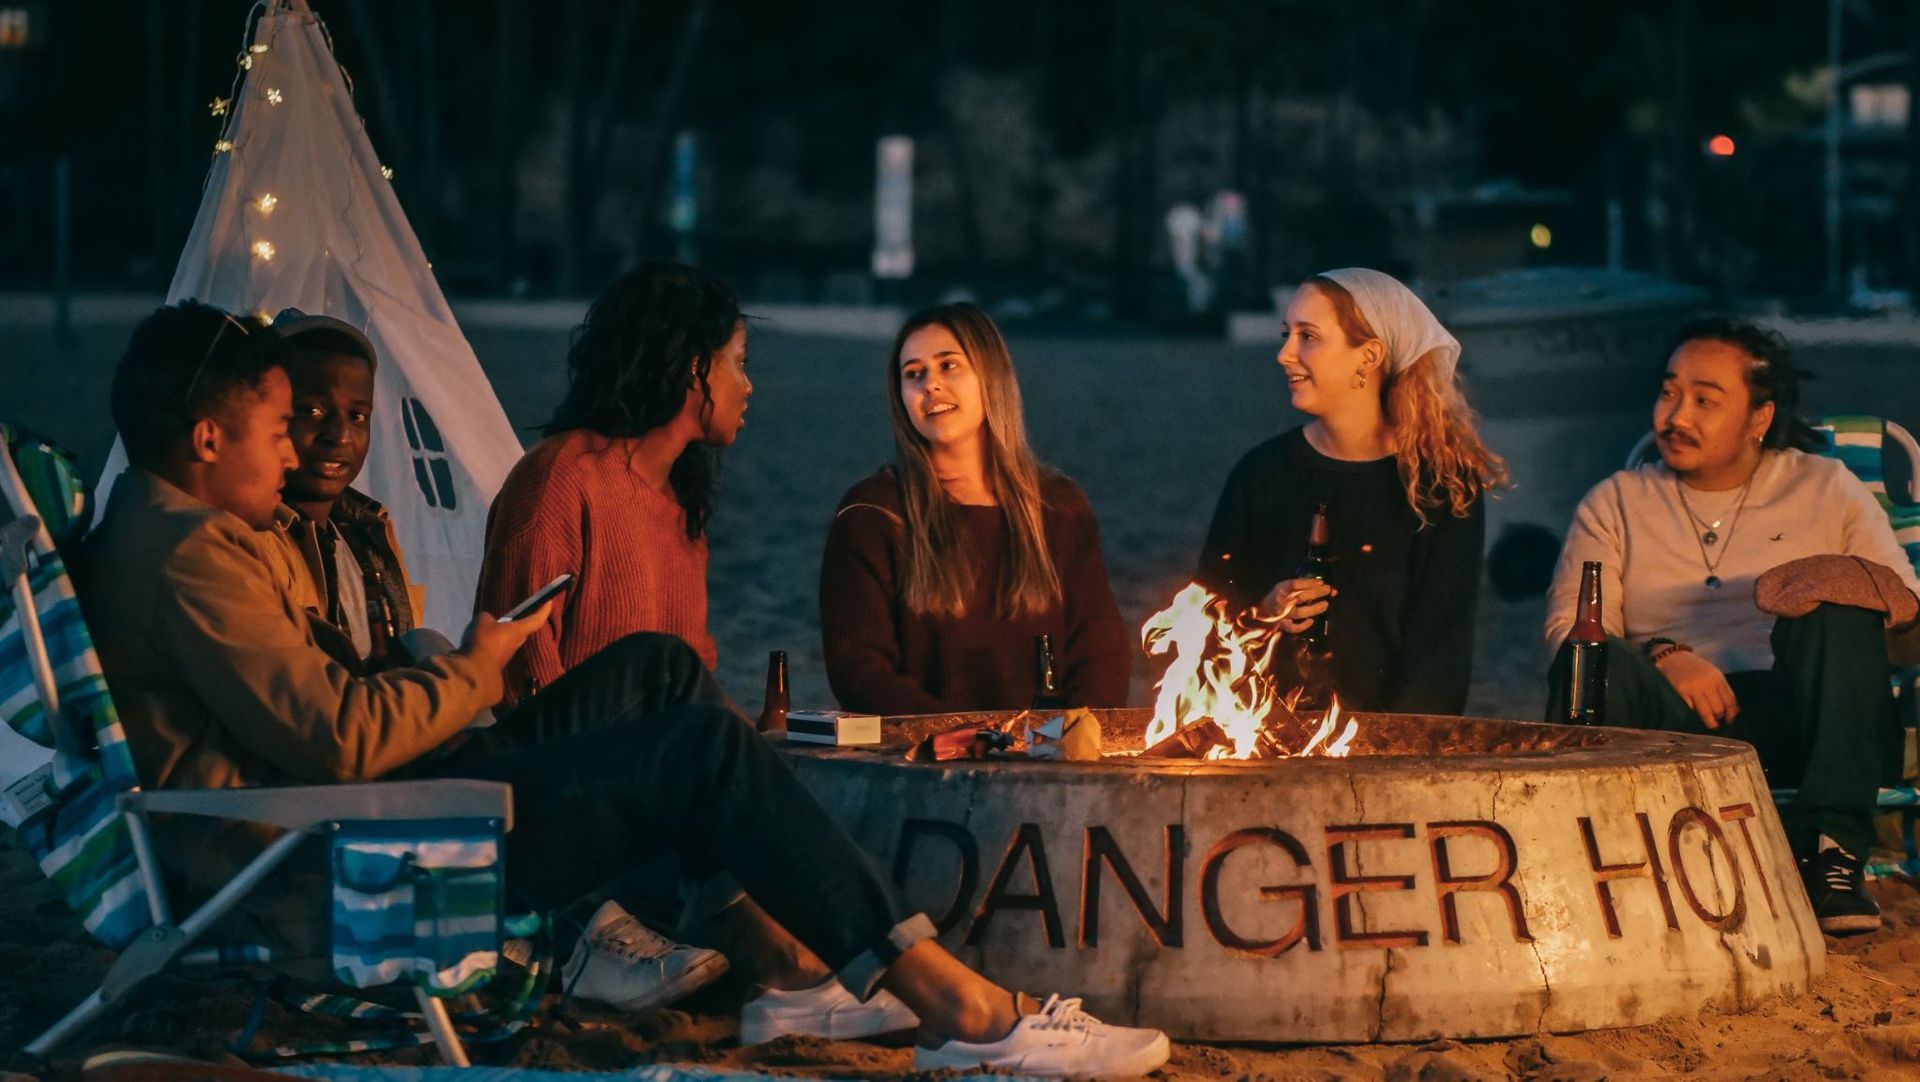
xmin=1351 ymin=371 xmax=1369 ymax=390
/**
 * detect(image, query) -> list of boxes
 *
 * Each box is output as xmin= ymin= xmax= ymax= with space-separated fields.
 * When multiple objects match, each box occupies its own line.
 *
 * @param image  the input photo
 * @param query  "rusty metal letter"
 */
xmin=1081 ymin=825 xmax=1185 ymax=948
xmin=1667 ymin=806 xmax=1748 ymax=932
xmin=1429 ymin=820 xmax=1533 ymax=944
xmin=967 ymin=823 xmax=1065 ymax=948
xmin=1717 ymin=802 xmax=1777 ymax=917
xmin=1199 ymin=827 xmax=1320 ymax=956
xmin=1326 ymin=823 xmax=1429 ymax=949
xmin=1578 ymin=812 xmax=1679 ymax=938
xmin=893 ymin=818 xmax=979 ymax=935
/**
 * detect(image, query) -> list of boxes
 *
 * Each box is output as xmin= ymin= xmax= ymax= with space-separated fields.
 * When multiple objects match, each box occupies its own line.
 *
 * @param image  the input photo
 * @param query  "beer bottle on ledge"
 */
xmin=757 ymin=650 xmax=789 ymax=733
xmin=1564 ymin=562 xmax=1608 ymax=725
xmin=1032 ymin=634 xmax=1066 ymax=711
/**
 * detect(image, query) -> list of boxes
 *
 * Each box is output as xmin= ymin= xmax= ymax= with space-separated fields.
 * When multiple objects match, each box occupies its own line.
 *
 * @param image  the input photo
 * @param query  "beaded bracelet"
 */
xmin=1647 ymin=641 xmax=1693 ymax=665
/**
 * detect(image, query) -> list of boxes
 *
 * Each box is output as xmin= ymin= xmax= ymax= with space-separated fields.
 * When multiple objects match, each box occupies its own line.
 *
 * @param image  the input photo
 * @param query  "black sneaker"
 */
xmin=1800 ymin=843 xmax=1882 ymax=935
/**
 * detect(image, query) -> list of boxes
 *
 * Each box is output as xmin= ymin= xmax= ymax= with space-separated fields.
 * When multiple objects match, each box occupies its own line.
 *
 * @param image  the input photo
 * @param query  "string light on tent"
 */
xmin=265 ymin=87 xmax=283 ymax=105
xmin=251 ymin=240 xmax=276 ymax=262
xmin=380 ymin=165 xmax=394 ymax=180
xmin=250 ymin=43 xmax=269 ymax=54
xmin=210 ymin=96 xmax=229 ymax=116
xmin=256 ymin=193 xmax=278 ymax=215
xmin=214 ymin=140 xmax=235 ymax=153
xmin=239 ymin=55 xmax=252 ymax=70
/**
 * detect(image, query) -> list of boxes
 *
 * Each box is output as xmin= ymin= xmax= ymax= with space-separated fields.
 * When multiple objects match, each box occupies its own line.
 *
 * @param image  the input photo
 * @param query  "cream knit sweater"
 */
xmin=1545 ymin=449 xmax=1920 ymax=673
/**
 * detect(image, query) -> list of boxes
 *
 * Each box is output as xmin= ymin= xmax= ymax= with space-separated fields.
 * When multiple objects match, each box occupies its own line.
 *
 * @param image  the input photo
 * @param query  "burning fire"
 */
xmin=1140 ymin=583 xmax=1357 ymax=760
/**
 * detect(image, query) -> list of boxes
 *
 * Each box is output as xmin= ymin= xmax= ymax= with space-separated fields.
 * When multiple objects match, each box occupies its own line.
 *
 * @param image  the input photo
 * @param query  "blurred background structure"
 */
xmin=4 ymin=0 xmax=1920 ymax=316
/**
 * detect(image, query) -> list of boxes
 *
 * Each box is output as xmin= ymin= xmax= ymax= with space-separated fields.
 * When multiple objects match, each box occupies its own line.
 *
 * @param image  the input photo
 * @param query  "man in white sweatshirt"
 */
xmin=1545 ymin=318 xmax=1920 ymax=935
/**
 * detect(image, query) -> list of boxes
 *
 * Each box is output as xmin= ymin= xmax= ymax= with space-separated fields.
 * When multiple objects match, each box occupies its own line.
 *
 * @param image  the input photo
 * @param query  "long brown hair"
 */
xmin=1306 ymin=275 xmax=1508 ymax=521
xmin=884 ymin=303 xmax=1062 ymax=618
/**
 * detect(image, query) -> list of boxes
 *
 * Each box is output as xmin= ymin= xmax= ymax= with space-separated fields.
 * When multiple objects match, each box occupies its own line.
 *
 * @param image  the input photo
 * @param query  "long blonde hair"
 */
xmin=885 ymin=303 xmax=1062 ymax=618
xmin=1306 ymin=275 xmax=1509 ymax=521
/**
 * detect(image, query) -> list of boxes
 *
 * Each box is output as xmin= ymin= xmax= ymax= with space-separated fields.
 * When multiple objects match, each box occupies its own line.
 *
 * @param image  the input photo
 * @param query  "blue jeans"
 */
xmin=408 ymin=633 xmax=933 ymax=996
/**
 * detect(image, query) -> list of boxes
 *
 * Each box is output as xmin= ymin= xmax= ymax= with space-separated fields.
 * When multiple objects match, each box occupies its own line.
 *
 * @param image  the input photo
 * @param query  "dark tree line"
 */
xmin=4 ymin=0 xmax=1915 ymax=304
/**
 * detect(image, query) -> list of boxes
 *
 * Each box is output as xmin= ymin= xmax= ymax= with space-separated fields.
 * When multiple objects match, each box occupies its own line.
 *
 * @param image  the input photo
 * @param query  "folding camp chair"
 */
xmin=0 ymin=424 xmax=522 ymax=1066
xmin=1624 ymin=416 xmax=1920 ymax=871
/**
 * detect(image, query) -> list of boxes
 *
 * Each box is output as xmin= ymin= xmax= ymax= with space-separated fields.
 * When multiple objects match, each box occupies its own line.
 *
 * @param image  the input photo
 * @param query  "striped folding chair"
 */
xmin=1814 ymin=417 xmax=1920 ymax=875
xmin=1 ymin=425 xmax=533 ymax=1065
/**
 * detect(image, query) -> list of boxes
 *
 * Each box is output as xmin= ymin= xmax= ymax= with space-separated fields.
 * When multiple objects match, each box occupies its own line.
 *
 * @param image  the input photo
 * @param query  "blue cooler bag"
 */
xmin=329 ymin=818 xmax=506 ymax=996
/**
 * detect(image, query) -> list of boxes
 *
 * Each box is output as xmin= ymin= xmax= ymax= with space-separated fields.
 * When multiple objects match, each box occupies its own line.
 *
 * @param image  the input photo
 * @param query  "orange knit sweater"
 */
xmin=477 ymin=430 xmax=717 ymax=702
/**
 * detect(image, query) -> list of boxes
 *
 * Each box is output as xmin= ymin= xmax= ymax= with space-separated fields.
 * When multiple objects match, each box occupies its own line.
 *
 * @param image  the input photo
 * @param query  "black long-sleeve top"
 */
xmin=1196 ymin=427 xmax=1484 ymax=714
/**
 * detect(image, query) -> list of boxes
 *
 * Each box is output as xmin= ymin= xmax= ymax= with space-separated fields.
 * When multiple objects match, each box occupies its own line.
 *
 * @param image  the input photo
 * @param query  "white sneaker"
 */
xmin=739 ymin=977 xmax=919 ymax=1045
xmin=561 ymin=899 xmax=729 ymax=1011
xmin=914 ymin=994 xmax=1171 ymax=1079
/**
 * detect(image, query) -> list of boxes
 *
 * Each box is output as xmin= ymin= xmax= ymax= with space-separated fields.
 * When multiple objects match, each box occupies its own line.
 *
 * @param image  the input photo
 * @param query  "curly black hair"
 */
xmin=543 ymin=263 xmax=743 ymax=540
xmin=1667 ymin=317 xmax=1823 ymax=452
xmin=112 ymin=301 xmax=281 ymax=469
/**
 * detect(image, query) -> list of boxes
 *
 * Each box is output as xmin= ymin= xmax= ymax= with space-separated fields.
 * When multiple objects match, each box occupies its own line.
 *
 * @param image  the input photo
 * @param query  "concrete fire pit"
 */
xmin=779 ymin=710 xmax=1825 ymax=1043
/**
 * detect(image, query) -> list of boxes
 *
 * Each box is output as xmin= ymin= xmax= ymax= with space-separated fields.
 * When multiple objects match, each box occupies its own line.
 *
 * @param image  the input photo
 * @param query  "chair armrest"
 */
xmin=122 ymin=779 xmax=512 ymax=834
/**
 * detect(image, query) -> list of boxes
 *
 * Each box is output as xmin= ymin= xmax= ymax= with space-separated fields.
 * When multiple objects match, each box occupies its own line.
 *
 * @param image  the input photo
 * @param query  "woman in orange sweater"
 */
xmin=478 ymin=266 xmax=935 ymax=1041
xmin=477 ymin=262 xmax=750 ymax=701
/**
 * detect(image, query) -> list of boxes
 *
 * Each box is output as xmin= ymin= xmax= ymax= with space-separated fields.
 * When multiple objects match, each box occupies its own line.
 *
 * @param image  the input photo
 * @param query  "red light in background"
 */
xmin=1707 ymin=134 xmax=1736 ymax=157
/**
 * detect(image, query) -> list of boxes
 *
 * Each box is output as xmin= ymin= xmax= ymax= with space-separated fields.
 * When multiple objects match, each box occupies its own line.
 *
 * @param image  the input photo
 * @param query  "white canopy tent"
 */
xmin=96 ymin=0 xmax=521 ymax=635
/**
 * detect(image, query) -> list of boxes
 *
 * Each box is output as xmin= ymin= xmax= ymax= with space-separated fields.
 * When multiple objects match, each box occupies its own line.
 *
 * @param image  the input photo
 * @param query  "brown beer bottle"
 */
xmin=1291 ymin=505 xmax=1334 ymax=712
xmin=1295 ymin=504 xmax=1332 ymax=652
xmin=757 ymin=650 xmax=789 ymax=733
xmin=1032 ymin=634 xmax=1066 ymax=710
xmin=1564 ymin=562 xmax=1608 ymax=725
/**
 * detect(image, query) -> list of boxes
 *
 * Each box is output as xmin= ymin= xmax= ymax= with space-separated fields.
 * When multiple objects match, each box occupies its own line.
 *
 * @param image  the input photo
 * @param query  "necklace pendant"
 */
xmin=1705 ymin=575 xmax=1722 ymax=590
xmin=1702 ymin=529 xmax=1718 ymax=546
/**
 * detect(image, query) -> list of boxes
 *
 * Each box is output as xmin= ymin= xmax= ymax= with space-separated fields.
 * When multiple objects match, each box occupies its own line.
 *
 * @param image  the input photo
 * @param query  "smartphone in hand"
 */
xmin=499 ymin=573 xmax=574 ymax=622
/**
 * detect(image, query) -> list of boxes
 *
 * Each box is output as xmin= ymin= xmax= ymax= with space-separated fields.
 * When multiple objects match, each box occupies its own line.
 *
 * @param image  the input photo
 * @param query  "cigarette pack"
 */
xmin=785 ymin=709 xmax=883 ymax=746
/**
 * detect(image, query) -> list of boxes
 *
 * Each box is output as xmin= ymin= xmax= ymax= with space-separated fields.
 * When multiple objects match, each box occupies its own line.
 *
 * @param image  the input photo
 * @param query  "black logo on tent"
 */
xmin=401 ymin=398 xmax=458 ymax=511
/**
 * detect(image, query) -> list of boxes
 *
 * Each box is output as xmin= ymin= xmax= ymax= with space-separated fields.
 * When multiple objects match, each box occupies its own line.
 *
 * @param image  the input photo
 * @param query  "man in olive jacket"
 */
xmin=81 ymin=304 xmax=523 ymax=953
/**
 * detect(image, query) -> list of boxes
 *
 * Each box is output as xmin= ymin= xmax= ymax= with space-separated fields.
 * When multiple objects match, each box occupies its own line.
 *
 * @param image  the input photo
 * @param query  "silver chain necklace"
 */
xmin=1674 ymin=469 xmax=1757 ymax=590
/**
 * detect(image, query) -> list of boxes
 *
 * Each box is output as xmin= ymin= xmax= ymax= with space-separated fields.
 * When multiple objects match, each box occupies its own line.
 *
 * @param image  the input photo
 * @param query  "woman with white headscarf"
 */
xmin=1197 ymin=268 xmax=1508 ymax=714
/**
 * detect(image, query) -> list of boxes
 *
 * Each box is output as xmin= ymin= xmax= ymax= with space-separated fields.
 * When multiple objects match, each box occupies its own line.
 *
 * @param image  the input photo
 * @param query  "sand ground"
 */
xmin=5 ymin=317 xmax=1920 ymax=1076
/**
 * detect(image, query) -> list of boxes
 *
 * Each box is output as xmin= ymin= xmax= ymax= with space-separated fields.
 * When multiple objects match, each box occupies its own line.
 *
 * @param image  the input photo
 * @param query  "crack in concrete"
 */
xmin=1488 ymin=769 xmax=1552 ymax=1030
xmin=1340 ymin=769 xmax=1391 ymax=1039
xmin=1376 ymin=945 xmax=1394 ymax=1041
xmin=1528 ymin=931 xmax=1553 ymax=1032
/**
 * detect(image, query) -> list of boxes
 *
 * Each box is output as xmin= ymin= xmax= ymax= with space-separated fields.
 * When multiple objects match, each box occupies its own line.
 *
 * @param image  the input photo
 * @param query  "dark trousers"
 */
xmin=1547 ymin=604 xmax=1898 ymax=857
xmin=403 ymin=633 xmax=930 ymax=995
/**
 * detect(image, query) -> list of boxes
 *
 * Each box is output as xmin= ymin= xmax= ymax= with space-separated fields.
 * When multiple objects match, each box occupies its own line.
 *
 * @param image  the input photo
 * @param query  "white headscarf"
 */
xmin=1316 ymin=268 xmax=1460 ymax=383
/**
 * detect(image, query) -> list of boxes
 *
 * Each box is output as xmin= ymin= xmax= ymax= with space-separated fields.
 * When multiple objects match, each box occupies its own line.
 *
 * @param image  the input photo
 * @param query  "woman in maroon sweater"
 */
xmin=819 ymin=303 xmax=1132 ymax=714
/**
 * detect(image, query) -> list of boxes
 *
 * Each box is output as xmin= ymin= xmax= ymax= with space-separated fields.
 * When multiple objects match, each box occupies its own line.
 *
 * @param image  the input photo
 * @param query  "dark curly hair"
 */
xmin=543 ymin=263 xmax=744 ymax=540
xmin=1667 ymin=317 xmax=1824 ymax=452
xmin=112 ymin=301 xmax=281 ymax=469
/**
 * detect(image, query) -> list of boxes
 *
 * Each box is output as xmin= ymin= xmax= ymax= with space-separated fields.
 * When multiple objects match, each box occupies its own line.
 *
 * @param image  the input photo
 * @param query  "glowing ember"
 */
xmin=1140 ymin=583 xmax=1356 ymax=759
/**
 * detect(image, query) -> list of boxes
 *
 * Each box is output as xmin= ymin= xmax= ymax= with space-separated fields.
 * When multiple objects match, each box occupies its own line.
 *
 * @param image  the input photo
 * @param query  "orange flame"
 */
xmin=1140 ymin=583 xmax=1357 ymax=759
